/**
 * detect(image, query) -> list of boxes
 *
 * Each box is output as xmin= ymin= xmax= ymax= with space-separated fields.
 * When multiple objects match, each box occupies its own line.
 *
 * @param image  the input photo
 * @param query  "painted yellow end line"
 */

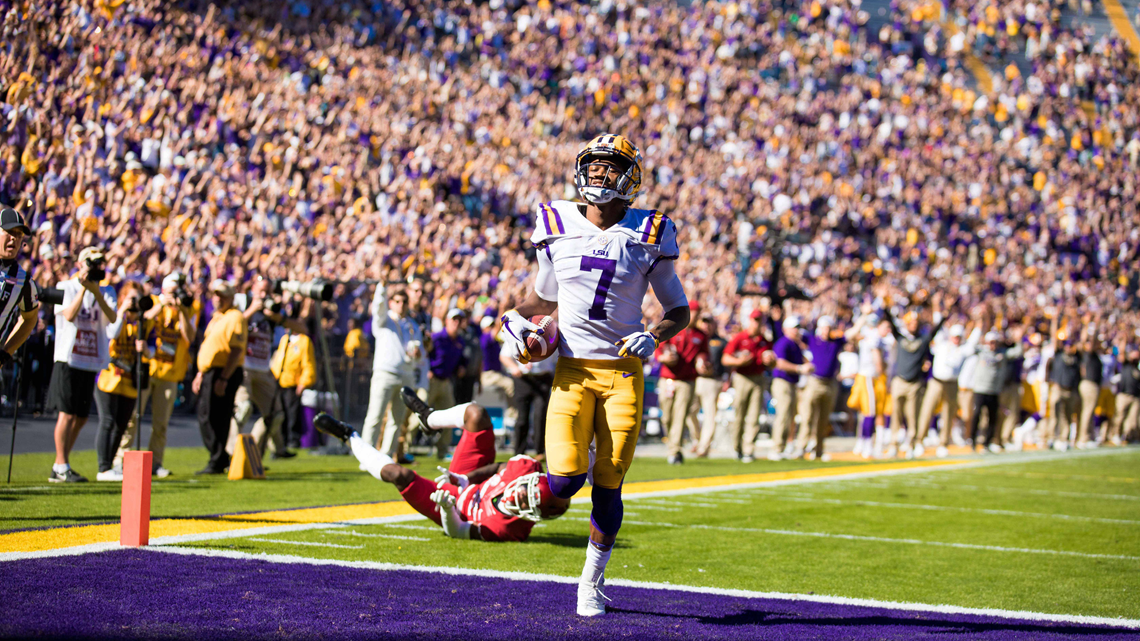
xmin=0 ymin=459 xmax=963 ymax=555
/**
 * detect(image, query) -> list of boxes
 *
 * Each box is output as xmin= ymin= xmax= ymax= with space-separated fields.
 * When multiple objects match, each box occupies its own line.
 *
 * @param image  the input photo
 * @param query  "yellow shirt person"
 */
xmin=98 ymin=319 xmax=146 ymax=399
xmin=271 ymin=332 xmax=317 ymax=392
xmin=198 ymin=307 xmax=247 ymax=371
xmin=344 ymin=326 xmax=370 ymax=360
xmin=149 ymin=298 xmax=200 ymax=382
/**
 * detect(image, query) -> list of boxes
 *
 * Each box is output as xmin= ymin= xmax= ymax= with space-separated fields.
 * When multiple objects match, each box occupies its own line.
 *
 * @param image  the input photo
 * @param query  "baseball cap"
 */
xmin=209 ymin=279 xmax=235 ymax=297
xmin=688 ymin=299 xmax=701 ymax=312
xmin=78 ymin=246 xmax=105 ymax=264
xmin=162 ymin=272 xmax=185 ymax=291
xmin=783 ymin=315 xmax=802 ymax=330
xmin=817 ymin=315 xmax=835 ymax=328
xmin=479 ymin=316 xmax=495 ymax=330
xmin=984 ymin=331 xmax=1003 ymax=343
xmin=949 ymin=325 xmax=965 ymax=338
xmin=0 ymin=207 xmax=30 ymax=235
xmin=447 ymin=308 xmax=467 ymax=320
xmin=749 ymin=308 xmax=764 ymax=320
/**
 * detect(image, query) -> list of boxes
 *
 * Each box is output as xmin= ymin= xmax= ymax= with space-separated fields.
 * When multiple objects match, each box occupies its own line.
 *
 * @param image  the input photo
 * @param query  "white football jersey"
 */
xmin=530 ymin=200 xmax=685 ymax=360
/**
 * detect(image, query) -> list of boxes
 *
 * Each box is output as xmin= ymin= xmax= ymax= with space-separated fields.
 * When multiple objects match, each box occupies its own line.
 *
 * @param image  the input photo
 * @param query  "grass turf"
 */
xmin=169 ymin=448 xmax=1140 ymax=620
xmin=0 ymin=445 xmax=869 ymax=531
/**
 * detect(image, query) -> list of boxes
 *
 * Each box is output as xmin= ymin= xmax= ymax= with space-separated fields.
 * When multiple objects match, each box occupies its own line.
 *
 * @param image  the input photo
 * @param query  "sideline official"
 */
xmin=192 ymin=280 xmax=246 ymax=474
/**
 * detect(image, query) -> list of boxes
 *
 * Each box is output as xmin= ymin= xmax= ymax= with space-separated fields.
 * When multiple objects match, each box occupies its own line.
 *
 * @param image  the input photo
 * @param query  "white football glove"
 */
xmin=498 ymin=309 xmax=542 ymax=364
xmin=431 ymin=483 xmax=470 ymax=539
xmin=435 ymin=466 xmax=470 ymax=490
xmin=430 ymin=487 xmax=457 ymax=510
xmin=616 ymin=331 xmax=658 ymax=360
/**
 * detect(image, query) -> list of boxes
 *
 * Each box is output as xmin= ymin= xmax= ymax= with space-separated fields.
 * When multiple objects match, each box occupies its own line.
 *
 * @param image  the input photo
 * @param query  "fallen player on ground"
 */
xmin=314 ymin=388 xmax=569 ymax=541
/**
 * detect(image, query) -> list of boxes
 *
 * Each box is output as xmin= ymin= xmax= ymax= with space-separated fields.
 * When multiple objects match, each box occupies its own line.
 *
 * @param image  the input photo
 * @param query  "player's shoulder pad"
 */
xmin=619 ymin=208 xmax=679 ymax=256
xmin=530 ymin=200 xmax=581 ymax=246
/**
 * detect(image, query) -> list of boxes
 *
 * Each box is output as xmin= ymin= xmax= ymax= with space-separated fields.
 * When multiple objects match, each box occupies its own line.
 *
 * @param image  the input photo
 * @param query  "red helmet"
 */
xmin=500 ymin=473 xmax=568 ymax=522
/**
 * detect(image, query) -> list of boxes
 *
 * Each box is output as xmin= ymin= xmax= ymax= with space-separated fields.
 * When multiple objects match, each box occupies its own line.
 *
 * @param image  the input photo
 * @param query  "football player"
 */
xmin=498 ymin=134 xmax=690 ymax=616
xmin=314 ymin=388 xmax=569 ymax=542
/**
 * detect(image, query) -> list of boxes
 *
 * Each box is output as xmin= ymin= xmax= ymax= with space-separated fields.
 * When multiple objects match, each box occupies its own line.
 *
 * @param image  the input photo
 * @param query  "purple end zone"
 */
xmin=0 ymin=549 xmax=1134 ymax=640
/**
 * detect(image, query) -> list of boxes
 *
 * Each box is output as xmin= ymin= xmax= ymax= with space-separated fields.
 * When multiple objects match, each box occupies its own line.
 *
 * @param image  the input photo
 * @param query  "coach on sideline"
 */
xmin=361 ymin=277 xmax=421 ymax=456
xmin=192 ymin=280 xmax=247 ymax=475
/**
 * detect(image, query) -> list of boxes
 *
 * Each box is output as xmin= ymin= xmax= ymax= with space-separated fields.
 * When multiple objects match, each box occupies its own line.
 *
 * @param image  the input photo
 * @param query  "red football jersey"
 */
xmin=455 ymin=455 xmax=543 ymax=542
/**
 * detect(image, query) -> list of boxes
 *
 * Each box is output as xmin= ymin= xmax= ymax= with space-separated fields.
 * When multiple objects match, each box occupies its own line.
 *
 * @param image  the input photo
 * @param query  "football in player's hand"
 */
xmin=525 ymin=315 xmax=559 ymax=362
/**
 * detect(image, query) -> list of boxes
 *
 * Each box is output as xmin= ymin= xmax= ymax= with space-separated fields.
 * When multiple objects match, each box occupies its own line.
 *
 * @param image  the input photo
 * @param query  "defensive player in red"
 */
xmin=314 ymin=388 xmax=569 ymax=542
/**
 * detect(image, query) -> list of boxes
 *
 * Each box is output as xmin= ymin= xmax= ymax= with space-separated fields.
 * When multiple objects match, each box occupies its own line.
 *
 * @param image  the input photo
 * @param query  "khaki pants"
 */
xmin=998 ymin=382 xmax=1023 ymax=446
xmin=226 ymin=369 xmax=284 ymax=456
xmin=889 ymin=377 xmax=924 ymax=445
xmin=958 ymin=388 xmax=975 ymax=440
xmin=796 ymin=376 xmax=837 ymax=457
xmin=361 ymin=369 xmax=414 ymax=456
xmin=1111 ymin=393 xmax=1140 ymax=442
xmin=1046 ymin=384 xmax=1080 ymax=443
xmin=480 ymin=369 xmax=516 ymax=421
xmin=770 ymin=377 xmax=797 ymax=452
xmin=1077 ymin=380 xmax=1100 ymax=445
xmin=916 ymin=378 xmax=958 ymax=447
xmin=425 ymin=376 xmax=455 ymax=456
xmin=114 ymin=377 xmax=178 ymax=470
xmin=660 ymin=377 xmax=696 ymax=457
xmin=691 ymin=376 xmax=720 ymax=455
xmin=730 ymin=373 xmax=766 ymax=457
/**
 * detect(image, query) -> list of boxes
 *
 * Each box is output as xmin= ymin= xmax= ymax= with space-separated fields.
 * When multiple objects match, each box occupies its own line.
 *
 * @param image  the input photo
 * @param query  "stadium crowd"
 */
xmin=0 ymin=0 xmax=1138 ymax=479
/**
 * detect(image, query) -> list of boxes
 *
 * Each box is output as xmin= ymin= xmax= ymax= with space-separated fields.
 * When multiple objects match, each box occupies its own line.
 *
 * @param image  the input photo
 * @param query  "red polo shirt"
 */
xmin=724 ymin=331 xmax=771 ymax=376
xmin=656 ymin=328 xmax=710 ymax=380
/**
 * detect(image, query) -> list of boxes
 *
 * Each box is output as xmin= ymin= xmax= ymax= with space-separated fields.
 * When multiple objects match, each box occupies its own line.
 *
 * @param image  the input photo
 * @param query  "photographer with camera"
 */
xmin=229 ymin=276 xmax=307 ymax=458
xmin=49 ymin=246 xmax=118 ymax=483
xmin=94 ymin=282 xmax=150 ymax=481
xmin=114 ymin=272 xmax=198 ymax=478
xmin=192 ymin=279 xmax=247 ymax=475
xmin=0 ymin=208 xmax=40 ymax=369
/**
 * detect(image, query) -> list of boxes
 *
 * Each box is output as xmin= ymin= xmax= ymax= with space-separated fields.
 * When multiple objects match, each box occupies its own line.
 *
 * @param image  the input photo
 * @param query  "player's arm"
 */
xmin=463 ymin=461 xmax=507 ymax=485
xmin=514 ymin=290 xmax=557 ymax=319
xmin=430 ymin=487 xmax=477 ymax=540
xmin=619 ymin=258 xmax=689 ymax=359
xmin=501 ymin=248 xmax=557 ymax=362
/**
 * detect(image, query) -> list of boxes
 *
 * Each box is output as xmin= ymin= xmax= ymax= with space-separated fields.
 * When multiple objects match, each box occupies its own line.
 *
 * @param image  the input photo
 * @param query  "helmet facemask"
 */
xmin=575 ymin=154 xmax=640 ymax=205
xmin=498 ymin=472 xmax=566 ymax=522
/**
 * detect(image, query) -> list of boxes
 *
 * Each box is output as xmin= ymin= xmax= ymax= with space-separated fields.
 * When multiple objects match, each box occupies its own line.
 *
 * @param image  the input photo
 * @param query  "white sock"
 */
xmin=53 ymin=463 xmax=70 ymax=474
xmin=426 ymin=403 xmax=472 ymax=430
xmin=581 ymin=542 xmax=612 ymax=585
xmin=349 ymin=435 xmax=394 ymax=480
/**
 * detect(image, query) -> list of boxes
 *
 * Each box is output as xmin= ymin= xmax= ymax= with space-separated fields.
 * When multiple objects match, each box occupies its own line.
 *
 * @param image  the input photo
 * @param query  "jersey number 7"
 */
xmin=580 ymin=257 xmax=617 ymax=321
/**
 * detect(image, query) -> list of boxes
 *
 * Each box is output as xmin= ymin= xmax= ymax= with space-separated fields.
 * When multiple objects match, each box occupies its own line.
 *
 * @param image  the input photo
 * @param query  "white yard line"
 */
xmin=247 ymin=538 xmax=364 ymax=550
xmin=637 ymin=498 xmax=723 ymax=509
xmin=144 ymin=546 xmax=1140 ymax=629
xmin=323 ymin=530 xmax=431 ymax=542
xmin=839 ymin=478 xmax=1140 ymax=502
xmin=735 ymin=490 xmax=1140 ymax=525
xmin=583 ymin=518 xmax=1140 ymax=562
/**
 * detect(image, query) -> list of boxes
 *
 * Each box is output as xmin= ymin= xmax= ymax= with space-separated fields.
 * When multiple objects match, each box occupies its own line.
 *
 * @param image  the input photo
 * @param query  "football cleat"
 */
xmin=575 ymin=134 xmax=643 ymax=204
xmin=577 ymin=575 xmax=611 ymax=617
xmin=400 ymin=386 xmax=436 ymax=430
xmin=313 ymin=412 xmax=356 ymax=444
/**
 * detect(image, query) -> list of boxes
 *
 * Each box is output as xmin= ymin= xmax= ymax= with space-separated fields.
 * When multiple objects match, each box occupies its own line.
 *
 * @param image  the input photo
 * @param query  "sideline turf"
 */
xmin=0 ymin=447 xmax=866 ymax=532
xmin=172 ymin=449 xmax=1140 ymax=620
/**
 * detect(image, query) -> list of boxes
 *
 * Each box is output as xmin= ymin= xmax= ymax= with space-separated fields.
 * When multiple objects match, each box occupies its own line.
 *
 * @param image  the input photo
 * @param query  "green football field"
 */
xmin=3 ymin=446 xmax=1139 ymax=621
